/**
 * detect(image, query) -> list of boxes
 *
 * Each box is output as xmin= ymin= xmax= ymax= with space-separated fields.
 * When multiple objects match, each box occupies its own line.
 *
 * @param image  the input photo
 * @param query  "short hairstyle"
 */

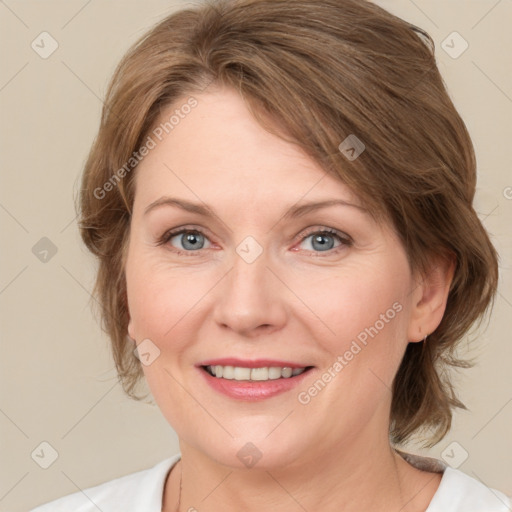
xmin=78 ymin=0 xmax=498 ymax=447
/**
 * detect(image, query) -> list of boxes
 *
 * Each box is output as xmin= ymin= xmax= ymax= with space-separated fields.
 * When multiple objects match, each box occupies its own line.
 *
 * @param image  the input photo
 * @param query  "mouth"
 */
xmin=202 ymin=364 xmax=312 ymax=381
xmin=197 ymin=359 xmax=315 ymax=401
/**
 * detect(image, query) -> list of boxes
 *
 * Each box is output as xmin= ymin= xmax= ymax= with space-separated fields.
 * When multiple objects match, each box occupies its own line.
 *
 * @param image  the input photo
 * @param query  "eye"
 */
xmin=159 ymin=228 xmax=212 ymax=255
xmin=297 ymin=228 xmax=352 ymax=255
xmin=157 ymin=226 xmax=352 ymax=257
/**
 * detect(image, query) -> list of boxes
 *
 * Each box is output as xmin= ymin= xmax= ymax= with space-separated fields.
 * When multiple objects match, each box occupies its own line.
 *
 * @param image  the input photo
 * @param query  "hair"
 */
xmin=78 ymin=0 xmax=498 ymax=447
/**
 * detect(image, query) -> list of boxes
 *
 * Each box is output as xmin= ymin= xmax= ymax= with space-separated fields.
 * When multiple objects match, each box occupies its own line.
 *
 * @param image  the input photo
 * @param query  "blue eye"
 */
xmin=166 ymin=230 xmax=210 ymax=252
xmin=158 ymin=226 xmax=351 ymax=257
xmin=302 ymin=231 xmax=339 ymax=251
xmin=299 ymin=229 xmax=351 ymax=254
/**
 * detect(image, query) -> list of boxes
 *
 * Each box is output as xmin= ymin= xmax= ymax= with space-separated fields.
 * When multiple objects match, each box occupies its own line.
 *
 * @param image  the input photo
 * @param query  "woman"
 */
xmin=30 ymin=0 xmax=510 ymax=510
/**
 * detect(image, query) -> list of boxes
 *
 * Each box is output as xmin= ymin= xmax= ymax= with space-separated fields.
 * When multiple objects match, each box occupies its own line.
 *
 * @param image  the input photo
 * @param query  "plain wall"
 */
xmin=0 ymin=1 xmax=511 ymax=510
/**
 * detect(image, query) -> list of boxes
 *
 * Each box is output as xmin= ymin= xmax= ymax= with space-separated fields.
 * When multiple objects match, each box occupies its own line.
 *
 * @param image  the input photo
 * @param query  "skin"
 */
xmin=125 ymin=86 xmax=453 ymax=512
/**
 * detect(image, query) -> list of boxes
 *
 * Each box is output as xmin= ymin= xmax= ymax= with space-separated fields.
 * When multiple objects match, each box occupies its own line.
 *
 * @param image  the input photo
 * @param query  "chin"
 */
xmin=191 ymin=422 xmax=311 ymax=471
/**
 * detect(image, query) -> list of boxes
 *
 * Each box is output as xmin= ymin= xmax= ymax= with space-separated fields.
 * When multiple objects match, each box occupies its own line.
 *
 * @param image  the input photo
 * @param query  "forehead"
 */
xmin=133 ymin=87 xmax=364 ymax=214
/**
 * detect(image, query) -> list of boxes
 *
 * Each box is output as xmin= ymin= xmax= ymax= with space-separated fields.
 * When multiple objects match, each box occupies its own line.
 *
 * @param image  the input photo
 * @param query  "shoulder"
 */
xmin=29 ymin=454 xmax=181 ymax=512
xmin=427 ymin=466 xmax=511 ymax=512
xmin=397 ymin=450 xmax=511 ymax=512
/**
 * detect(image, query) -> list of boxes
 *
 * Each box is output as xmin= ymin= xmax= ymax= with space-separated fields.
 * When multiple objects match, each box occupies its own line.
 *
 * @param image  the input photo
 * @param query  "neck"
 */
xmin=164 ymin=432 xmax=440 ymax=512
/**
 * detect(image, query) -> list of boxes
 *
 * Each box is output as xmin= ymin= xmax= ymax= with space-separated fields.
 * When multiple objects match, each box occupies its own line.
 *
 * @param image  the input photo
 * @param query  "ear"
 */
xmin=407 ymin=254 xmax=455 ymax=342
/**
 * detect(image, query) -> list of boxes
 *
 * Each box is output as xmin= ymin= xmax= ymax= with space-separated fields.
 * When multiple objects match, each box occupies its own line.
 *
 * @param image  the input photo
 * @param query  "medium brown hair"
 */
xmin=78 ymin=0 xmax=498 ymax=446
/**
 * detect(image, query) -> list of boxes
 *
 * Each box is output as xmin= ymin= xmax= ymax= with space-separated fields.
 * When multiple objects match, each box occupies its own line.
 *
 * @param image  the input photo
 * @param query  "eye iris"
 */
xmin=181 ymin=231 xmax=204 ymax=250
xmin=312 ymin=233 xmax=335 ymax=251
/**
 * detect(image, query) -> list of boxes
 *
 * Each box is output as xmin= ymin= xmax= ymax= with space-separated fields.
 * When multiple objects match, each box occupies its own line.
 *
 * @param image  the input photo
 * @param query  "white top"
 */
xmin=29 ymin=452 xmax=511 ymax=512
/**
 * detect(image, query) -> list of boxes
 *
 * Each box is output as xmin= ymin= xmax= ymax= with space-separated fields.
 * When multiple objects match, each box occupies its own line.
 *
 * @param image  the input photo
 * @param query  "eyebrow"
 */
xmin=144 ymin=196 xmax=366 ymax=219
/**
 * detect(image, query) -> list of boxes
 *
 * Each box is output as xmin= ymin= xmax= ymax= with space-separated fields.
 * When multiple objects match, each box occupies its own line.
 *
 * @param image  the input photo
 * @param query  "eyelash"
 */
xmin=156 ymin=226 xmax=353 ymax=257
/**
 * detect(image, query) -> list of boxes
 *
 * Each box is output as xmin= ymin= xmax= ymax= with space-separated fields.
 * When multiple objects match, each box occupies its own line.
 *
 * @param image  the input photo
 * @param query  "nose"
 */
xmin=213 ymin=247 xmax=288 ymax=338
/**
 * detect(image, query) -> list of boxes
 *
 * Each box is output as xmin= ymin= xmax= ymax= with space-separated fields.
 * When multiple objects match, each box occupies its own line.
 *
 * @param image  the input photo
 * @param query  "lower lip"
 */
xmin=198 ymin=367 xmax=313 ymax=401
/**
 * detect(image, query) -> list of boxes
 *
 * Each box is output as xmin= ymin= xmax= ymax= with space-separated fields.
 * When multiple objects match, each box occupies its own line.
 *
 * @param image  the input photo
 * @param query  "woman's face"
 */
xmin=125 ymin=87 xmax=425 ymax=469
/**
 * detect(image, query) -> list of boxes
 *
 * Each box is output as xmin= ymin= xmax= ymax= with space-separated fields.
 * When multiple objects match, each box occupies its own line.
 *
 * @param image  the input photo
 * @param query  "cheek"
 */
xmin=298 ymin=263 xmax=409 ymax=343
xmin=295 ymin=259 xmax=412 ymax=395
xmin=125 ymin=258 xmax=212 ymax=424
xmin=125 ymin=253 xmax=225 ymax=372
xmin=290 ymin=268 xmax=412 ymax=436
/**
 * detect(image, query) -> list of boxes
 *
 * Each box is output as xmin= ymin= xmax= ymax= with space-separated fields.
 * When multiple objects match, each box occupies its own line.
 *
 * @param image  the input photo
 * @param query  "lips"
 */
xmin=197 ymin=358 xmax=315 ymax=401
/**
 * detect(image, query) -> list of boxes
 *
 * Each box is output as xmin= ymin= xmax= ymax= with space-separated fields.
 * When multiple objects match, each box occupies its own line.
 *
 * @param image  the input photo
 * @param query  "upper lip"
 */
xmin=197 ymin=358 xmax=312 ymax=369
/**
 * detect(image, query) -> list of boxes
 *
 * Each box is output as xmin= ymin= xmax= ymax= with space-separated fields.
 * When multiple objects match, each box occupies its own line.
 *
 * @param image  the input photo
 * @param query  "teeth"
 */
xmin=222 ymin=365 xmax=234 ymax=379
xmin=206 ymin=365 xmax=307 ymax=381
xmin=268 ymin=367 xmax=282 ymax=380
xmin=250 ymin=367 xmax=269 ymax=381
xmin=281 ymin=367 xmax=293 ymax=378
xmin=234 ymin=367 xmax=251 ymax=380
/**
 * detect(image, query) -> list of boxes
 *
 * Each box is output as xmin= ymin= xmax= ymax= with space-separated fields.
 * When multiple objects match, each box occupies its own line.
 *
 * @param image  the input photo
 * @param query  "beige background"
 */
xmin=0 ymin=1 xmax=511 ymax=510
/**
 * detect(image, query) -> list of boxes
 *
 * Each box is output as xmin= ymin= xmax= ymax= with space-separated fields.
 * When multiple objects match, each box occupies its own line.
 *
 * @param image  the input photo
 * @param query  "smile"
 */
xmin=203 ymin=365 xmax=308 ymax=381
xmin=198 ymin=361 xmax=315 ymax=401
